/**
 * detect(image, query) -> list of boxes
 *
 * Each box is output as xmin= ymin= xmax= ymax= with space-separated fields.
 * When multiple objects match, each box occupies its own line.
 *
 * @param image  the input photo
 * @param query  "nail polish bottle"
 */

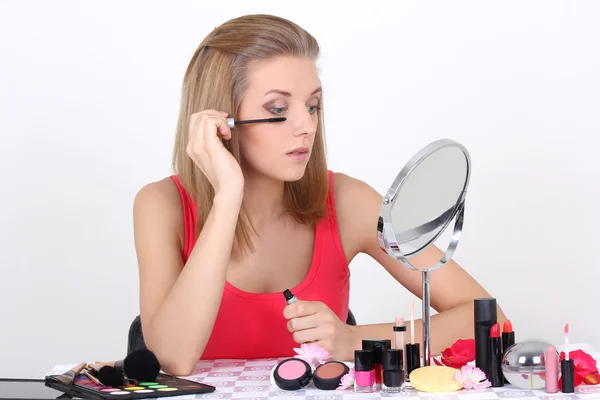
xmin=362 ymin=339 xmax=391 ymax=390
xmin=382 ymin=349 xmax=404 ymax=393
xmin=354 ymin=350 xmax=375 ymax=393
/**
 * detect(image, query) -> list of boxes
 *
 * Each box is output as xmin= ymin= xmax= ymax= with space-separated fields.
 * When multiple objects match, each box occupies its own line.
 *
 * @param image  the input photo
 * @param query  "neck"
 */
xmin=242 ymin=172 xmax=286 ymax=229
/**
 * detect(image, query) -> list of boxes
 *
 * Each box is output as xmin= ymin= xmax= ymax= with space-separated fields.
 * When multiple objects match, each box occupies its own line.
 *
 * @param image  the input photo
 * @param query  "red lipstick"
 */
xmin=501 ymin=320 xmax=515 ymax=383
xmin=489 ymin=322 xmax=503 ymax=387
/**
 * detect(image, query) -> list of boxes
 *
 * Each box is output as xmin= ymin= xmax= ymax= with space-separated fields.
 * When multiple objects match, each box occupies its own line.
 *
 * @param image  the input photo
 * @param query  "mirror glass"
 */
xmin=389 ymin=145 xmax=469 ymax=257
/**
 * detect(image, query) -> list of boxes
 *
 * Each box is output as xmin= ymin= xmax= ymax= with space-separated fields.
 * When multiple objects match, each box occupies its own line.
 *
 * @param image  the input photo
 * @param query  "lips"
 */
xmin=287 ymin=146 xmax=309 ymax=155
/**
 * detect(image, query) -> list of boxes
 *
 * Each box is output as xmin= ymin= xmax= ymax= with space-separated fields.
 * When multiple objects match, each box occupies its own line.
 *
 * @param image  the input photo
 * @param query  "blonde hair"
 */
xmin=171 ymin=14 xmax=329 ymax=254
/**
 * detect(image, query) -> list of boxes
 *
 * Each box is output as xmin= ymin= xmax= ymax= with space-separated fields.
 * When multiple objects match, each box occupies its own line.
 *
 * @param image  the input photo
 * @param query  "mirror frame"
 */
xmin=377 ymin=138 xmax=471 ymax=270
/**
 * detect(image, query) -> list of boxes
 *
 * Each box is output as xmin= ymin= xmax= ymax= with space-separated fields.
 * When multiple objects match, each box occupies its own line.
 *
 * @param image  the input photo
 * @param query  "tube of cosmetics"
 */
xmin=474 ymin=298 xmax=497 ymax=379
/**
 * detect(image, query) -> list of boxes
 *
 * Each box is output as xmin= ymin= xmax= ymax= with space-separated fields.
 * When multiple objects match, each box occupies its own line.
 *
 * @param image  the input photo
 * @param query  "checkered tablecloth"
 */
xmin=45 ymin=343 xmax=600 ymax=400
xmin=176 ymin=343 xmax=600 ymax=400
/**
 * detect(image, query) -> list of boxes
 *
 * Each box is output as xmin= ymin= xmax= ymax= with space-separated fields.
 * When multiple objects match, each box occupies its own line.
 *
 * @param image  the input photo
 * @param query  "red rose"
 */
xmin=437 ymin=339 xmax=476 ymax=369
xmin=558 ymin=349 xmax=599 ymax=387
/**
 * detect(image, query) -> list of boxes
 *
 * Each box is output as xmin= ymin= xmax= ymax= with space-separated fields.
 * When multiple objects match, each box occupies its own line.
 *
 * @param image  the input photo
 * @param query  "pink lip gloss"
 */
xmin=354 ymin=350 xmax=375 ymax=393
xmin=545 ymin=345 xmax=559 ymax=393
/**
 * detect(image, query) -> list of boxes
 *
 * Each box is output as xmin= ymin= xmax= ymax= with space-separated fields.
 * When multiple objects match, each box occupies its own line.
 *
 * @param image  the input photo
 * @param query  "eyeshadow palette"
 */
xmin=45 ymin=372 xmax=215 ymax=399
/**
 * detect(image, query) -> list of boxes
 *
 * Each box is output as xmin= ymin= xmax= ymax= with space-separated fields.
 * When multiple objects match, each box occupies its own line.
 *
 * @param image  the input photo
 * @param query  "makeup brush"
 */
xmin=88 ymin=363 xmax=126 ymax=387
xmin=227 ymin=117 xmax=286 ymax=129
xmin=46 ymin=362 xmax=87 ymax=385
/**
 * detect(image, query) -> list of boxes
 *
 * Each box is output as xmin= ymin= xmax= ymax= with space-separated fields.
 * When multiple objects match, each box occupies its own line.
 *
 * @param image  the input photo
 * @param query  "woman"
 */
xmin=133 ymin=14 xmax=506 ymax=376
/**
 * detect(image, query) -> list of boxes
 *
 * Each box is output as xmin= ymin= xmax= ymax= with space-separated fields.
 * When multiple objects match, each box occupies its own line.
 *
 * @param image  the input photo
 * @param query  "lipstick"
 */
xmin=489 ymin=322 xmax=503 ymax=387
xmin=502 ymin=320 xmax=515 ymax=354
xmin=502 ymin=319 xmax=515 ymax=384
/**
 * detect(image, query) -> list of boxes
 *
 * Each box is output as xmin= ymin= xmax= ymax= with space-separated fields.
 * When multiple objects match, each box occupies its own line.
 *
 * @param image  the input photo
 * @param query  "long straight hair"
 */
xmin=171 ymin=14 xmax=329 ymax=254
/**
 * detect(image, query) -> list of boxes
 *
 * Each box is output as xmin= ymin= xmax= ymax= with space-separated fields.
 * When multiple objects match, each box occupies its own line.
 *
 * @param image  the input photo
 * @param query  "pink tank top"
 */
xmin=170 ymin=170 xmax=350 ymax=360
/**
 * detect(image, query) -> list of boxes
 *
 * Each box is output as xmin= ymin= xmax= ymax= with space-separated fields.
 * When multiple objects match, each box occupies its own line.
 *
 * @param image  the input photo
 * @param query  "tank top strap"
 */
xmin=170 ymin=175 xmax=197 ymax=261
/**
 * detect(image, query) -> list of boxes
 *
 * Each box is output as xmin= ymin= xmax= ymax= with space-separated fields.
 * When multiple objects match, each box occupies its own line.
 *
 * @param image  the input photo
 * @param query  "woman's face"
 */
xmin=237 ymin=56 xmax=321 ymax=182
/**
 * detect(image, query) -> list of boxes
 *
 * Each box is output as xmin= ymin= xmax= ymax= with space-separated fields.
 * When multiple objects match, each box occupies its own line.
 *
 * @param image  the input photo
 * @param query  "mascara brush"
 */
xmin=227 ymin=117 xmax=286 ymax=128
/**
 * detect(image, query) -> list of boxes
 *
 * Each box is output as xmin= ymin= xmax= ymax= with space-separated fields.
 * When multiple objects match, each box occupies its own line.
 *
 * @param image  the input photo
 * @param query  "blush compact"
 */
xmin=273 ymin=358 xmax=313 ymax=390
xmin=312 ymin=361 xmax=350 ymax=390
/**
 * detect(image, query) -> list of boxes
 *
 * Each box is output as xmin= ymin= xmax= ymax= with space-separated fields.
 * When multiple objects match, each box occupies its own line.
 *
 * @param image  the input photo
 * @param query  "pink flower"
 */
xmin=337 ymin=367 xmax=355 ymax=390
xmin=454 ymin=364 xmax=491 ymax=390
xmin=293 ymin=343 xmax=330 ymax=367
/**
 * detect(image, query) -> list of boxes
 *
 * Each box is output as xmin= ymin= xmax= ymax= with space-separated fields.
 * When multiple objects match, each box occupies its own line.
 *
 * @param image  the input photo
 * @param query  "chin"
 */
xmin=263 ymin=164 xmax=308 ymax=182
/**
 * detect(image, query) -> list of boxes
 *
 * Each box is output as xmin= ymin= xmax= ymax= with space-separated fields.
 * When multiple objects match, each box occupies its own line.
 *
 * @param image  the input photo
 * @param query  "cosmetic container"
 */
xmin=474 ymin=298 xmax=497 ymax=378
xmin=354 ymin=350 xmax=375 ymax=393
xmin=382 ymin=349 xmax=404 ymax=393
xmin=545 ymin=345 xmax=559 ymax=393
xmin=501 ymin=339 xmax=555 ymax=390
xmin=405 ymin=343 xmax=420 ymax=381
xmin=362 ymin=339 xmax=391 ymax=390
xmin=561 ymin=358 xmax=575 ymax=393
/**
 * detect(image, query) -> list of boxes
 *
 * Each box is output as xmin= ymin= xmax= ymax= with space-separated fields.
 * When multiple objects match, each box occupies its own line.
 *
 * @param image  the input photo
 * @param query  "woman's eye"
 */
xmin=269 ymin=107 xmax=287 ymax=115
xmin=308 ymin=105 xmax=321 ymax=114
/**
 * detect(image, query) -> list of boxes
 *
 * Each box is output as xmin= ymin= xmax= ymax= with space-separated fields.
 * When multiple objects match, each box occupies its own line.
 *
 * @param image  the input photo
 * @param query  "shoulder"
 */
xmin=331 ymin=172 xmax=383 ymax=260
xmin=133 ymin=177 xmax=184 ymax=233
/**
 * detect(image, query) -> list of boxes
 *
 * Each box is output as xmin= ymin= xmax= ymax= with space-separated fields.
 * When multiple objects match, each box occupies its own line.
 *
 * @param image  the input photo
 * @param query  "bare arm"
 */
xmin=334 ymin=173 xmax=507 ymax=356
xmin=133 ymin=179 xmax=242 ymax=375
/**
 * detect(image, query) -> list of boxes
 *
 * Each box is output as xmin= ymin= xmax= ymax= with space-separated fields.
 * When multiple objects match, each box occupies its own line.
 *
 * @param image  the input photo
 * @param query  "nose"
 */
xmin=290 ymin=107 xmax=317 ymax=137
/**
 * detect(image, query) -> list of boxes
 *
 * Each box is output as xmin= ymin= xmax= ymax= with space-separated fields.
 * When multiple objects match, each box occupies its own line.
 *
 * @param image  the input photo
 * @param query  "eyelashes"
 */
xmin=267 ymin=105 xmax=321 ymax=116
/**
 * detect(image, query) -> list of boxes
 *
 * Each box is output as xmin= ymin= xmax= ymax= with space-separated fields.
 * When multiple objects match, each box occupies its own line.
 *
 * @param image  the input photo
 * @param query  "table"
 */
xmin=45 ymin=343 xmax=600 ymax=400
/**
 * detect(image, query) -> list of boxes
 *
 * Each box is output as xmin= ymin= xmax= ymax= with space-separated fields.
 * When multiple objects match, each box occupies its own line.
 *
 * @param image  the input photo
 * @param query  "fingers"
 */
xmin=283 ymin=301 xmax=322 ymax=320
xmin=287 ymin=312 xmax=320 ymax=333
xmin=291 ymin=327 xmax=322 ymax=344
xmin=189 ymin=110 xmax=231 ymax=141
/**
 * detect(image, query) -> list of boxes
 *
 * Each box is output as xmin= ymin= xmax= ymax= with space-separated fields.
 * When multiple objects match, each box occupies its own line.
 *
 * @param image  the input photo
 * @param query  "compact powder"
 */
xmin=273 ymin=358 xmax=312 ymax=391
xmin=313 ymin=361 xmax=350 ymax=390
xmin=278 ymin=359 xmax=307 ymax=380
xmin=316 ymin=363 xmax=346 ymax=379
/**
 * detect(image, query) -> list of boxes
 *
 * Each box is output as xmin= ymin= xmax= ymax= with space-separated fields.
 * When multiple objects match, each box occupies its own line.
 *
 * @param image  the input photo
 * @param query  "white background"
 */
xmin=1 ymin=0 xmax=599 ymax=378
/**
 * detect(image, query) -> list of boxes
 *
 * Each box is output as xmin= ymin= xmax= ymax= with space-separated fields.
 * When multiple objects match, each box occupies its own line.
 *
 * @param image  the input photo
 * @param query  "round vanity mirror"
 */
xmin=377 ymin=139 xmax=471 ymax=367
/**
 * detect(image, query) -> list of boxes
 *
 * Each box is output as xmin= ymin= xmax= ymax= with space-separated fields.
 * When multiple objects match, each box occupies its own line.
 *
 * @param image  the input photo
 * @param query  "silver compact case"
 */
xmin=501 ymin=339 xmax=556 ymax=390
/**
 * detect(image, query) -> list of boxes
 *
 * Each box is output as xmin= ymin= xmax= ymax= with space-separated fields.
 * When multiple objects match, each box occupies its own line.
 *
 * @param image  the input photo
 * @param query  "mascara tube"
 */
xmin=474 ymin=298 xmax=497 ymax=379
xmin=283 ymin=289 xmax=299 ymax=304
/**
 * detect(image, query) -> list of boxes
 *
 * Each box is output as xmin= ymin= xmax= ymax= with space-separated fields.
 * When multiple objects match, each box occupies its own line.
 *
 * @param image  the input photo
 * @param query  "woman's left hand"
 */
xmin=283 ymin=301 xmax=358 ymax=361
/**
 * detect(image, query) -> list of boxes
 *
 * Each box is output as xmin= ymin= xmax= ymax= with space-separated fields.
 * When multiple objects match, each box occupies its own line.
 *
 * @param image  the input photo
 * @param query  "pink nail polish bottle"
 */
xmin=354 ymin=350 xmax=375 ymax=393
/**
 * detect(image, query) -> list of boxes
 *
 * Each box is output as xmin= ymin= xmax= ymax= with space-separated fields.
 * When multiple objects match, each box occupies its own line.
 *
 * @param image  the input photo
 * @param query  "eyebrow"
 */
xmin=263 ymin=87 xmax=322 ymax=97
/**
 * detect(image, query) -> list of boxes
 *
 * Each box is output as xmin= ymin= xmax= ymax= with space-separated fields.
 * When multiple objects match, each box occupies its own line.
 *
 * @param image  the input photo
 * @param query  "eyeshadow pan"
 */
xmin=157 ymin=387 xmax=178 ymax=391
xmin=316 ymin=362 xmax=346 ymax=379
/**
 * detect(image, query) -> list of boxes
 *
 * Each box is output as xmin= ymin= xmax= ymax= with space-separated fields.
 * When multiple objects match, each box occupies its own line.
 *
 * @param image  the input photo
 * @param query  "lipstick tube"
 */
xmin=489 ymin=323 xmax=503 ymax=387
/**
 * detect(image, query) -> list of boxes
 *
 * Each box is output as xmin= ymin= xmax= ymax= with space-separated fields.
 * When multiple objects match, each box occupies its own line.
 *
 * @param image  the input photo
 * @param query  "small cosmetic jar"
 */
xmin=501 ymin=339 xmax=555 ymax=390
xmin=313 ymin=361 xmax=350 ymax=390
xmin=273 ymin=358 xmax=313 ymax=390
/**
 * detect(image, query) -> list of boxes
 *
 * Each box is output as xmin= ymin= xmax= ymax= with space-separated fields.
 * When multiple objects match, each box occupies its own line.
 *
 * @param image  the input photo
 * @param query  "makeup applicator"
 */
xmin=405 ymin=300 xmax=420 ymax=380
xmin=92 ymin=349 xmax=161 ymax=383
xmin=227 ymin=117 xmax=286 ymax=128
xmin=561 ymin=323 xmax=574 ymax=393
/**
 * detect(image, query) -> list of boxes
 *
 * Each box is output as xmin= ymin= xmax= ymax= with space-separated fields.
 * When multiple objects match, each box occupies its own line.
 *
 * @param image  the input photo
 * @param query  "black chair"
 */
xmin=127 ymin=310 xmax=357 ymax=355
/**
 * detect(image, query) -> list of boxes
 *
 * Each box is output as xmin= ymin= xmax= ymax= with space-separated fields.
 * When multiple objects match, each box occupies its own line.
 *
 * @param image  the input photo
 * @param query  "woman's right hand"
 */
xmin=186 ymin=110 xmax=244 ymax=198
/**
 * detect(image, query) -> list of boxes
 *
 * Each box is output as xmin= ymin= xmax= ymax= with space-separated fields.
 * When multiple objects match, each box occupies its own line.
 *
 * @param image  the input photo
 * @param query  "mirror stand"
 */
xmin=380 ymin=193 xmax=465 ymax=366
